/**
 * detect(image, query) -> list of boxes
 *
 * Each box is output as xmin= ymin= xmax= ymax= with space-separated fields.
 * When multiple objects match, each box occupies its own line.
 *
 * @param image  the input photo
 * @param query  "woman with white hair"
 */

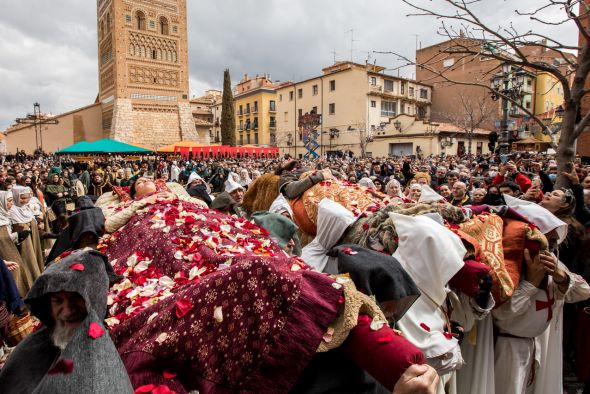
xmin=238 ymin=168 xmax=252 ymax=189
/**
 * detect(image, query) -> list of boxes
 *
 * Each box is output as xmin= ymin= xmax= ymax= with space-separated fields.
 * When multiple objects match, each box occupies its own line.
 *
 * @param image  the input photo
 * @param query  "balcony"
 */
xmin=269 ymin=121 xmax=277 ymax=130
xmin=369 ymin=84 xmax=383 ymax=93
xmin=252 ymin=107 xmax=258 ymax=114
xmin=269 ymin=105 xmax=276 ymax=113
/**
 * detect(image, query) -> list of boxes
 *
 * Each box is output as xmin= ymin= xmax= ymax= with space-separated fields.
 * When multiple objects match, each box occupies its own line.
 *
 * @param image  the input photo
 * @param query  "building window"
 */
xmin=370 ymin=100 xmax=376 ymax=108
xmin=289 ymin=91 xmax=294 ymax=101
xmin=370 ymin=77 xmax=377 ymax=86
xmin=417 ymin=106 xmax=426 ymax=119
xmin=253 ymin=101 xmax=258 ymax=113
xmin=312 ymin=106 xmax=318 ymax=114
xmin=298 ymin=109 xmax=303 ymax=118
xmin=135 ymin=10 xmax=146 ymax=30
xmin=269 ymin=100 xmax=276 ymax=111
xmin=409 ymin=87 xmax=415 ymax=97
xmin=239 ymin=120 xmax=243 ymax=130
xmin=329 ymin=80 xmax=336 ymax=91
xmin=329 ymin=103 xmax=335 ymax=115
xmin=149 ymin=20 xmax=155 ymax=29
xmin=253 ymin=117 xmax=258 ymax=130
xmin=312 ymin=85 xmax=318 ymax=95
xmin=245 ymin=119 xmax=251 ymax=130
xmin=239 ymin=105 xmax=243 ymax=115
xmin=125 ymin=14 xmax=132 ymax=24
xmin=159 ymin=16 xmax=169 ymax=35
xmin=298 ymin=88 xmax=303 ymax=99
xmin=384 ymin=80 xmax=394 ymax=92
xmin=419 ymin=89 xmax=428 ymax=99
xmin=254 ymin=133 xmax=259 ymax=145
xmin=525 ymin=100 xmax=531 ymax=109
xmin=400 ymin=83 xmax=405 ymax=95
xmin=246 ymin=103 xmax=250 ymax=114
xmin=240 ymin=135 xmax=244 ymax=145
xmin=527 ymin=78 xmax=532 ymax=86
xmin=172 ymin=26 xmax=178 ymax=33
xmin=270 ymin=116 xmax=276 ymax=128
xmin=279 ymin=94 xmax=282 ymax=102
xmin=152 ymin=49 xmax=157 ymax=60
xmin=477 ymin=141 xmax=483 ymax=155
xmin=381 ymin=101 xmax=396 ymax=117
xmin=400 ymin=103 xmax=405 ymax=114
xmin=247 ymin=134 xmax=251 ymax=144
xmin=284 ymin=111 xmax=288 ymax=121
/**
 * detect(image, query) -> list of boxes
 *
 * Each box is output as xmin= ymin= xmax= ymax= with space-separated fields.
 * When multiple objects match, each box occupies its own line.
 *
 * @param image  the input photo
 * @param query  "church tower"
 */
xmin=96 ymin=0 xmax=206 ymax=147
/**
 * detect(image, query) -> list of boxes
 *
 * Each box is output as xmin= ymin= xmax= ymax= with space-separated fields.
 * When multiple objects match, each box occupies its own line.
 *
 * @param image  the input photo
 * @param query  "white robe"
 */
xmin=533 ymin=265 xmax=590 ymax=394
xmin=450 ymin=292 xmax=495 ymax=394
xmin=492 ymin=272 xmax=581 ymax=394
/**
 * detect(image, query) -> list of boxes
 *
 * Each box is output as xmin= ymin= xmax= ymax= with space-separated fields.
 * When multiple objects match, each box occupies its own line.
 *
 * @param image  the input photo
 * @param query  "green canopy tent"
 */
xmin=56 ymin=139 xmax=153 ymax=154
xmin=55 ymin=141 xmax=94 ymax=154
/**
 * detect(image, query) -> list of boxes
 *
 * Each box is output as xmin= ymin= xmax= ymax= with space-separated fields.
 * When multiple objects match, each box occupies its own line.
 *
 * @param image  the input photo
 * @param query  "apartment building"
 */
xmin=275 ymin=61 xmax=432 ymax=157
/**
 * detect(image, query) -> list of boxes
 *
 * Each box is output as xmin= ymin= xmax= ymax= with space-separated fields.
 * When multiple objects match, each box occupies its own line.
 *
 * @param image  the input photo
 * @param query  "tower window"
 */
xmin=160 ymin=17 xmax=169 ymax=35
xmin=152 ymin=50 xmax=157 ymax=59
xmin=135 ymin=11 xmax=146 ymax=30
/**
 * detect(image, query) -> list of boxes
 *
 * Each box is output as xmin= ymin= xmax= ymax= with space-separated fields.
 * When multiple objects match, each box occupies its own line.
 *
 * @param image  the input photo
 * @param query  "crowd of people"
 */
xmin=0 ymin=149 xmax=589 ymax=394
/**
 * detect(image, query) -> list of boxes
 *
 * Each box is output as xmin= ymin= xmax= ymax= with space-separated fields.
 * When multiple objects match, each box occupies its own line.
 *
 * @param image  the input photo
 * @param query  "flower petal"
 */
xmin=175 ymin=298 xmax=194 ymax=319
xmin=88 ymin=322 xmax=105 ymax=339
xmin=134 ymin=384 xmax=155 ymax=394
xmin=213 ymin=306 xmax=223 ymax=323
xmin=69 ymin=263 xmax=85 ymax=271
xmin=162 ymin=369 xmax=177 ymax=379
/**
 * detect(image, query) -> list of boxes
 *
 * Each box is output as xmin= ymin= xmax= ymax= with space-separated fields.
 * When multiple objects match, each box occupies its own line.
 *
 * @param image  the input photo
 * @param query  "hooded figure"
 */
xmin=45 ymin=202 xmax=106 ymax=264
xmin=328 ymin=244 xmax=420 ymax=324
xmin=418 ymin=185 xmax=445 ymax=204
xmin=186 ymin=173 xmax=212 ymax=207
xmin=251 ymin=211 xmax=302 ymax=256
xmin=392 ymin=213 xmax=466 ymax=394
xmin=301 ymin=199 xmax=356 ymax=273
xmin=0 ymin=249 xmax=133 ymax=394
xmin=268 ymin=193 xmax=294 ymax=219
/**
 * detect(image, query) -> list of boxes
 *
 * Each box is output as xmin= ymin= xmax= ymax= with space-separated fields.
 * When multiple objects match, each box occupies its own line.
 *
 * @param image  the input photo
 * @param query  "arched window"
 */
xmin=106 ymin=14 xmax=111 ymax=32
xmin=159 ymin=16 xmax=169 ymax=35
xmin=135 ymin=11 xmax=146 ymax=30
xmin=100 ymin=21 xmax=105 ymax=39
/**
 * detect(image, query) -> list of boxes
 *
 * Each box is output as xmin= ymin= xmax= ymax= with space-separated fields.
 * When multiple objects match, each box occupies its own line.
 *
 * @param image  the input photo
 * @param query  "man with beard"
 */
xmin=88 ymin=171 xmax=112 ymax=197
xmin=0 ymin=249 xmax=133 ymax=394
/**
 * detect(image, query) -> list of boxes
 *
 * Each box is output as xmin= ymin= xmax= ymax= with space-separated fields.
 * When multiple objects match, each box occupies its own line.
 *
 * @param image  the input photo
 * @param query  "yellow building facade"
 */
xmin=234 ymin=75 xmax=280 ymax=146
xmin=533 ymin=71 xmax=564 ymax=142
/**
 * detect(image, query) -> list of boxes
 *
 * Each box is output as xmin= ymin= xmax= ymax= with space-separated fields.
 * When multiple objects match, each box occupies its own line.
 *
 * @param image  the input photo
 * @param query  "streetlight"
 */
xmin=394 ymin=120 xmax=402 ymax=132
xmin=490 ymin=63 xmax=526 ymax=154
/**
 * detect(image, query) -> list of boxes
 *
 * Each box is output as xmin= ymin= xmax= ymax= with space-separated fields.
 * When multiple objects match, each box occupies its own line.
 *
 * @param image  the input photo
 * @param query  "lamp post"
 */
xmin=490 ymin=63 xmax=525 ymax=154
xmin=15 ymin=102 xmax=59 ymax=153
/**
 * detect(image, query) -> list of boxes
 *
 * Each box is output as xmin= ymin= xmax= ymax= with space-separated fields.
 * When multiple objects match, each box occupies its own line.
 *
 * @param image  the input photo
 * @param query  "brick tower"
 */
xmin=96 ymin=0 xmax=206 ymax=147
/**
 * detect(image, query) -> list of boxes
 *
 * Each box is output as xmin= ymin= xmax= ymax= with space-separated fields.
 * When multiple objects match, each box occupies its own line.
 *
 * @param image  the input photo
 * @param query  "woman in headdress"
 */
xmin=0 ymin=191 xmax=28 ymax=295
xmin=9 ymin=187 xmax=44 ymax=295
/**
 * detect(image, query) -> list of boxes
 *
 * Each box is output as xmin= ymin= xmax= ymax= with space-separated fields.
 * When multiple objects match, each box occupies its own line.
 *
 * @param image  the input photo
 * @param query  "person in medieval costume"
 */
xmin=185 ymin=172 xmax=212 ymax=207
xmin=251 ymin=211 xmax=302 ymax=257
xmin=0 ymin=191 xmax=30 ymax=295
xmin=0 ymin=249 xmax=134 ymax=394
xmin=394 ymin=213 xmax=467 ymax=394
xmin=492 ymin=195 xmax=590 ymax=394
xmin=9 ymin=186 xmax=44 ymax=295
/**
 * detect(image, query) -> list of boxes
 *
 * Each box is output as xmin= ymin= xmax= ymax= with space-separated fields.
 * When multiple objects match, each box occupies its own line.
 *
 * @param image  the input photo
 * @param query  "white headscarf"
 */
xmin=301 ymin=199 xmax=356 ymax=273
xmin=269 ymin=194 xmax=294 ymax=219
xmin=187 ymin=172 xmax=211 ymax=194
xmin=386 ymin=179 xmax=404 ymax=198
xmin=503 ymin=194 xmax=568 ymax=244
xmin=225 ymin=178 xmax=244 ymax=194
xmin=0 ymin=190 xmax=12 ymax=227
xmin=418 ymin=185 xmax=444 ymax=203
xmin=9 ymin=186 xmax=35 ymax=224
xmin=390 ymin=212 xmax=466 ymax=306
xmin=238 ymin=168 xmax=252 ymax=187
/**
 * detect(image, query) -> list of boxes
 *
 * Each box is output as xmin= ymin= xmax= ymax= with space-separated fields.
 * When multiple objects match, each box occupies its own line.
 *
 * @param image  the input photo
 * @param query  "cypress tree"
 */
xmin=220 ymin=69 xmax=236 ymax=146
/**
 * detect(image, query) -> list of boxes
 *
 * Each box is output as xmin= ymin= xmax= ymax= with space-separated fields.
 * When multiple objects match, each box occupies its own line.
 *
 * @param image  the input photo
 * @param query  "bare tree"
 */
xmin=440 ymin=92 xmax=496 ymax=155
xmin=376 ymin=0 xmax=590 ymax=187
xmin=353 ymin=121 xmax=371 ymax=158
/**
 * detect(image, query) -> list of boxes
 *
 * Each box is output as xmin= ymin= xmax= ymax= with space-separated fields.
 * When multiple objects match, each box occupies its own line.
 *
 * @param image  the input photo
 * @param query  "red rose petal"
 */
xmin=69 ymin=263 xmax=85 ymax=271
xmin=88 ymin=322 xmax=105 ymax=339
xmin=358 ymin=315 xmax=372 ymax=325
xmin=376 ymin=332 xmax=394 ymax=343
xmin=134 ymin=384 xmax=155 ymax=394
xmin=162 ymin=370 xmax=177 ymax=379
xmin=48 ymin=359 xmax=74 ymax=375
xmin=420 ymin=323 xmax=431 ymax=332
xmin=153 ymin=385 xmax=176 ymax=394
xmin=175 ymin=298 xmax=194 ymax=318
xmin=362 ymin=223 xmax=369 ymax=230
xmin=443 ymin=332 xmax=454 ymax=340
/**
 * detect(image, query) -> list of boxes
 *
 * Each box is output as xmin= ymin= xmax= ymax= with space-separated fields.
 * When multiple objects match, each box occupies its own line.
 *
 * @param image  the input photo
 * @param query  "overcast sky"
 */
xmin=0 ymin=0 xmax=578 ymax=130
